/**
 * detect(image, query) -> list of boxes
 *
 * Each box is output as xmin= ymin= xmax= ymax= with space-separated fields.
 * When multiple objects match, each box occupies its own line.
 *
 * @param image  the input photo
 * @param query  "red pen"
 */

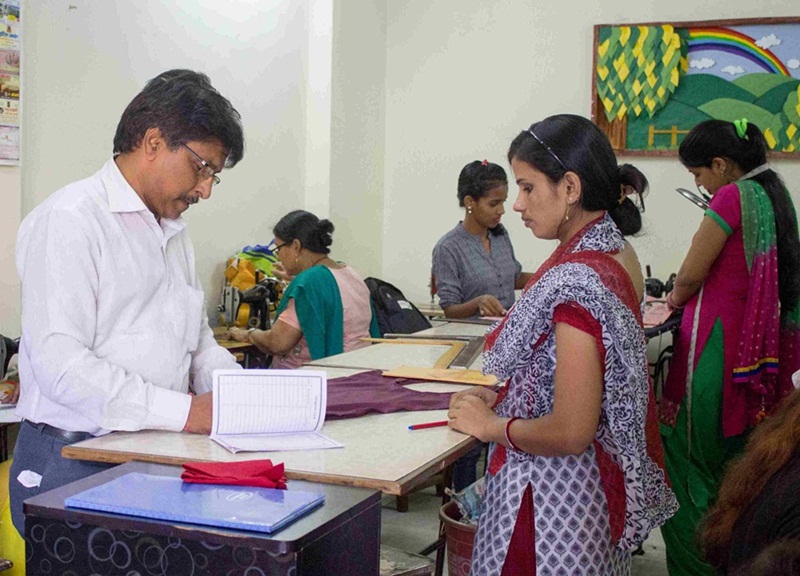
xmin=408 ymin=420 xmax=449 ymax=430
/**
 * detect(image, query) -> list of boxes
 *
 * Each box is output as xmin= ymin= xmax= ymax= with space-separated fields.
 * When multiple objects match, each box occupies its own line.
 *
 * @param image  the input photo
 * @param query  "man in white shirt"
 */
xmin=9 ymin=69 xmax=245 ymax=534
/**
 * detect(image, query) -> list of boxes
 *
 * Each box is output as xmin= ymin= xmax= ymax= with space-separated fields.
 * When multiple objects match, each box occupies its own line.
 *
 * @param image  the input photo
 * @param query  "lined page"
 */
xmin=211 ymin=370 xmax=326 ymax=436
xmin=212 ymin=432 xmax=343 ymax=453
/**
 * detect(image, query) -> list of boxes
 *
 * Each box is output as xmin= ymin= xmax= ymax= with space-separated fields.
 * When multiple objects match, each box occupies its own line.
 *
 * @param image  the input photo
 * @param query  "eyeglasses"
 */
xmin=269 ymin=239 xmax=289 ymax=255
xmin=527 ymin=128 xmax=568 ymax=172
xmin=182 ymin=143 xmax=221 ymax=186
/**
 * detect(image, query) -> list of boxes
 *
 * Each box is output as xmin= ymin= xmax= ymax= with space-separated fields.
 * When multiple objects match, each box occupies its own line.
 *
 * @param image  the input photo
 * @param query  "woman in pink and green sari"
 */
xmin=662 ymin=119 xmax=800 ymax=576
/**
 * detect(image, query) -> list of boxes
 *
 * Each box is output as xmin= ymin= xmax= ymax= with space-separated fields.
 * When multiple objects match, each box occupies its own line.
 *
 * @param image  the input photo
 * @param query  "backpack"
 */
xmin=364 ymin=277 xmax=432 ymax=336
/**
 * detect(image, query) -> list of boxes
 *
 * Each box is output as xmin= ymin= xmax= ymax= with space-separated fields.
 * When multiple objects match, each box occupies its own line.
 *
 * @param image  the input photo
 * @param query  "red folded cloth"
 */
xmin=181 ymin=459 xmax=287 ymax=489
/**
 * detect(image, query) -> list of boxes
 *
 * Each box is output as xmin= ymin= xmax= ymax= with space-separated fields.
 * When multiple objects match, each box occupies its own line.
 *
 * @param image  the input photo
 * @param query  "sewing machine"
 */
xmin=218 ymin=279 xmax=283 ymax=330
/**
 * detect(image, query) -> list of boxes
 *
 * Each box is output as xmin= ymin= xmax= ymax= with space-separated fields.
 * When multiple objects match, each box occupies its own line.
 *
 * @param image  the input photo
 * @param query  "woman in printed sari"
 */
xmin=228 ymin=210 xmax=379 ymax=367
xmin=661 ymin=119 xmax=800 ymax=576
xmin=448 ymin=114 xmax=677 ymax=575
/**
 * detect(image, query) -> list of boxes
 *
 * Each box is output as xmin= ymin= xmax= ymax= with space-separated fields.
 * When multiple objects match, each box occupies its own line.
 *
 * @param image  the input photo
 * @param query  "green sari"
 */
xmin=275 ymin=265 xmax=379 ymax=361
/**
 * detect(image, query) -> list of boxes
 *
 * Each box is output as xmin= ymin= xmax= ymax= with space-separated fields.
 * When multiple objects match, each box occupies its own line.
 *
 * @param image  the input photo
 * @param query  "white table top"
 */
xmin=0 ymin=406 xmax=20 ymax=424
xmin=63 ymin=367 xmax=477 ymax=495
xmin=306 ymin=342 xmax=462 ymax=371
xmin=414 ymin=322 xmax=493 ymax=338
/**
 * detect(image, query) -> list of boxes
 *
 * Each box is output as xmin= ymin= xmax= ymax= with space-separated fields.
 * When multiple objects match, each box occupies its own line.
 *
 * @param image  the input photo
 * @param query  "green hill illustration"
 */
xmin=753 ymin=79 xmax=800 ymax=114
xmin=733 ymin=73 xmax=798 ymax=98
xmin=669 ymin=74 xmax=756 ymax=108
xmin=627 ymin=100 xmax=712 ymax=150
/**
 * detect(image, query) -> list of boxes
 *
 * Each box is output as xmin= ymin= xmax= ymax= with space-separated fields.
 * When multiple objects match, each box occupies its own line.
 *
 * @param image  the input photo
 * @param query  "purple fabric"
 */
xmin=325 ymin=370 xmax=453 ymax=419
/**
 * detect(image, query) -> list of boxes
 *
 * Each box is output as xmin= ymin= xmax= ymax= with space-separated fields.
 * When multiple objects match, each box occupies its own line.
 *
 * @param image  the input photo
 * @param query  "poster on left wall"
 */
xmin=0 ymin=0 xmax=19 ymax=164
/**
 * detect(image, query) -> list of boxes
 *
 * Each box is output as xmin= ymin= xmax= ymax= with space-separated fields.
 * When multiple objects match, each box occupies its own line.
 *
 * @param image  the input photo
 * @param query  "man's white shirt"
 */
xmin=15 ymin=158 xmax=239 ymax=435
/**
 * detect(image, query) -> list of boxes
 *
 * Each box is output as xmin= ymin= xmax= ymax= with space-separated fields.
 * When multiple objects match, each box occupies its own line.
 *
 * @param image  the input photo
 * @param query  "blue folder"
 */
xmin=64 ymin=472 xmax=325 ymax=534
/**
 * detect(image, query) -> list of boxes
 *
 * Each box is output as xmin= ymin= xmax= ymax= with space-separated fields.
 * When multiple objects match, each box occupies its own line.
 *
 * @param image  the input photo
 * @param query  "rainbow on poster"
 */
xmin=688 ymin=27 xmax=790 ymax=76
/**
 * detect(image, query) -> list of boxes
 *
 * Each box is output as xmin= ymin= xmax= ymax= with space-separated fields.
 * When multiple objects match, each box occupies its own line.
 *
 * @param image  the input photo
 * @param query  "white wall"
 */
xmin=0 ymin=166 xmax=20 ymax=336
xmin=381 ymin=0 xmax=800 ymax=303
xmin=18 ymin=0 xmax=315 ymax=330
xmin=328 ymin=0 xmax=387 ymax=278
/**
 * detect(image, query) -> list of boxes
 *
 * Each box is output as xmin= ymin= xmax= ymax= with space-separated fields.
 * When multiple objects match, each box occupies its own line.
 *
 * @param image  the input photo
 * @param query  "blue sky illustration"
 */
xmin=686 ymin=24 xmax=800 ymax=80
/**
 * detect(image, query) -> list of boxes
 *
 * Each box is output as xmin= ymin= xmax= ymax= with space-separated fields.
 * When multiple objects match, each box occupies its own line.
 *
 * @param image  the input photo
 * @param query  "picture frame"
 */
xmin=591 ymin=17 xmax=800 ymax=157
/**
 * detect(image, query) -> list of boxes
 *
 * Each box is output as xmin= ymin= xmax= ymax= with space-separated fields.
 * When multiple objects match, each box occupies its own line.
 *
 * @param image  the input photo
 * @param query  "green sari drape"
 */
xmin=275 ymin=265 xmax=379 ymax=361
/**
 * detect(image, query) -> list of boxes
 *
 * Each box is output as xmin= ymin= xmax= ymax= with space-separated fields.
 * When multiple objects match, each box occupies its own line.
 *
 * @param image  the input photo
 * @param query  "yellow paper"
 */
xmin=383 ymin=366 xmax=498 ymax=387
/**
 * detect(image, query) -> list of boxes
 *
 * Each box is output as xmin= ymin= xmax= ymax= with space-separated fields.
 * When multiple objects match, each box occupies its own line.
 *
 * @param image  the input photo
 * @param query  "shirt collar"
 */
xmin=104 ymin=158 xmax=149 ymax=214
xmin=456 ymin=221 xmax=507 ymax=238
xmin=102 ymin=157 xmax=187 ymax=234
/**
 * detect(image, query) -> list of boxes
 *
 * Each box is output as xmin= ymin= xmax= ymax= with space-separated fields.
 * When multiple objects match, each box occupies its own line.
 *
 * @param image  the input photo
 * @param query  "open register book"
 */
xmin=211 ymin=369 xmax=343 ymax=454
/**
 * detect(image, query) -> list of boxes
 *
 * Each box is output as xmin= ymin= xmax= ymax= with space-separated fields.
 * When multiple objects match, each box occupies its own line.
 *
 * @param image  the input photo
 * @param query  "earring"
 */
xmin=467 ymin=208 xmax=473 ymax=214
xmin=564 ymin=200 xmax=575 ymax=222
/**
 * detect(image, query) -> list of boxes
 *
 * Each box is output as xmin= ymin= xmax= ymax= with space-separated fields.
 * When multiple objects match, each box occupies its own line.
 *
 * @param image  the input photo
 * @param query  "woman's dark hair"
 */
xmin=679 ymin=119 xmax=800 ymax=311
xmin=507 ymin=114 xmax=646 ymax=236
xmin=273 ymin=210 xmax=334 ymax=255
xmin=730 ymin=540 xmax=800 ymax=576
xmin=113 ymin=69 xmax=244 ymax=167
xmin=700 ymin=389 xmax=800 ymax=572
xmin=457 ymin=160 xmax=508 ymax=207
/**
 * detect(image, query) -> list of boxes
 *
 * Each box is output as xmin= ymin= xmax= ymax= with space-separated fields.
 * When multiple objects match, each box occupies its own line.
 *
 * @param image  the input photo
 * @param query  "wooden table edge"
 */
xmin=62 ymin=438 xmax=479 ymax=496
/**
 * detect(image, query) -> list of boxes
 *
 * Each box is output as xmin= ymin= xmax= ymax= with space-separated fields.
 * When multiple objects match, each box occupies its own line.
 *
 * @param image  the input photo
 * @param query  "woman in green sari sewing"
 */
xmin=228 ymin=210 xmax=379 ymax=367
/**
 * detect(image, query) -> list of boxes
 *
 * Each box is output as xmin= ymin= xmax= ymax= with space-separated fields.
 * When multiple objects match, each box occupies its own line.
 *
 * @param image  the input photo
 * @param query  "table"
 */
xmin=24 ymin=461 xmax=382 ymax=576
xmin=213 ymin=326 xmax=263 ymax=367
xmin=414 ymin=322 xmax=492 ymax=339
xmin=412 ymin=302 xmax=447 ymax=319
xmin=63 ymin=361 xmax=478 ymax=576
xmin=63 ymin=368 xmax=477 ymax=497
xmin=306 ymin=342 xmax=475 ymax=371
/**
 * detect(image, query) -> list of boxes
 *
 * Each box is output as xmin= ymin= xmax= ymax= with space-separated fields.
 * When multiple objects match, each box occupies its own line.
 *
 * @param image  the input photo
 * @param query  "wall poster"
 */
xmin=592 ymin=17 xmax=800 ymax=157
xmin=0 ymin=0 xmax=19 ymax=164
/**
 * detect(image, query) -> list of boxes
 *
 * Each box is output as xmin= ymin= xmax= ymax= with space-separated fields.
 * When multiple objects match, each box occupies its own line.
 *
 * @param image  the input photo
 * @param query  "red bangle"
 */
xmin=505 ymin=417 xmax=521 ymax=451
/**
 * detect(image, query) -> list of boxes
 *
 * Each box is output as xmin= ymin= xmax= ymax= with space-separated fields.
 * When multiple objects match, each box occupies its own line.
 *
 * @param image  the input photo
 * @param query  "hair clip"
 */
xmin=527 ymin=128 xmax=568 ymax=171
xmin=481 ymin=159 xmax=488 ymax=166
xmin=734 ymin=118 xmax=749 ymax=140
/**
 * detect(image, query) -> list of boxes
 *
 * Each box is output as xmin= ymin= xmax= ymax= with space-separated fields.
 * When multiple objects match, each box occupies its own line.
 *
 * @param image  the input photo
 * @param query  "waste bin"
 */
xmin=439 ymin=501 xmax=477 ymax=576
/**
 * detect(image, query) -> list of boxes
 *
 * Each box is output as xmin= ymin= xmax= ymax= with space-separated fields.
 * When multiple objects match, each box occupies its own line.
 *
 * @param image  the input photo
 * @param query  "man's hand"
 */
xmin=183 ymin=392 xmax=213 ymax=434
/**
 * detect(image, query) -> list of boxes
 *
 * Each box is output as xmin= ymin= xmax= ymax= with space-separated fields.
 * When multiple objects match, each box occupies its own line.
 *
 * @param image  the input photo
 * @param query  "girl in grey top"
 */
xmin=432 ymin=160 xmax=532 ymax=319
